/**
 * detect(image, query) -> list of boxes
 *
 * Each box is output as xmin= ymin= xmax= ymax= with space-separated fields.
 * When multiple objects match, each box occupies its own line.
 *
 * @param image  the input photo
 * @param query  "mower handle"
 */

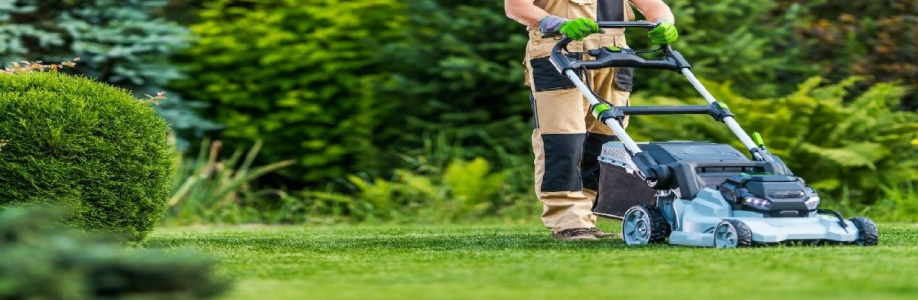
xmin=596 ymin=21 xmax=660 ymax=29
xmin=549 ymin=21 xmax=691 ymax=73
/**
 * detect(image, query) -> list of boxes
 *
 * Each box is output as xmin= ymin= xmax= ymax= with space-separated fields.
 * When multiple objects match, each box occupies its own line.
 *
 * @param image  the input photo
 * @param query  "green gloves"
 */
xmin=541 ymin=16 xmax=676 ymax=44
xmin=558 ymin=17 xmax=601 ymax=41
xmin=648 ymin=20 xmax=678 ymax=44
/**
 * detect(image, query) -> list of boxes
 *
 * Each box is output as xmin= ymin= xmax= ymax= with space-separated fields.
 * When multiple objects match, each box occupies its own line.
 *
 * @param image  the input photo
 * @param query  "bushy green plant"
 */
xmin=173 ymin=0 xmax=540 ymax=189
xmin=0 ymin=207 xmax=229 ymax=299
xmin=0 ymin=0 xmax=221 ymax=145
xmin=166 ymin=139 xmax=294 ymax=225
xmin=304 ymin=156 xmax=513 ymax=223
xmin=298 ymin=132 xmax=539 ymax=223
xmin=871 ymin=183 xmax=918 ymax=222
xmin=172 ymin=0 xmax=405 ymax=187
xmin=373 ymin=0 xmax=532 ymax=157
xmin=630 ymin=78 xmax=918 ymax=203
xmin=0 ymin=72 xmax=173 ymax=240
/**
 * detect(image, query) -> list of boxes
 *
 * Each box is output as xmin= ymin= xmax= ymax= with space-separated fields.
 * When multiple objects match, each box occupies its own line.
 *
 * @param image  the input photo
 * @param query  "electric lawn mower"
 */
xmin=549 ymin=21 xmax=880 ymax=248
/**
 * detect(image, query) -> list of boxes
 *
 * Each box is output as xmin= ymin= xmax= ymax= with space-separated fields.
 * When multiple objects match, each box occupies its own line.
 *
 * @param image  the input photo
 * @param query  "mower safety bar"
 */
xmin=596 ymin=21 xmax=659 ymax=29
xmin=549 ymin=21 xmax=690 ymax=73
xmin=614 ymin=103 xmax=733 ymax=121
xmin=550 ymin=37 xmax=690 ymax=73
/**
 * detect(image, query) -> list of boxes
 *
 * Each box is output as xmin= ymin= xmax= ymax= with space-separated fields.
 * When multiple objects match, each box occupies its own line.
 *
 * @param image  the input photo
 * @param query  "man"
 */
xmin=504 ymin=0 xmax=678 ymax=240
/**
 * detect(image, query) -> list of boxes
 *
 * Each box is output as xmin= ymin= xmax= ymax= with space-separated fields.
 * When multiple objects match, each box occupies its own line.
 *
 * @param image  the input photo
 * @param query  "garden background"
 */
xmin=2 ymin=1 xmax=917 ymax=299
xmin=2 ymin=0 xmax=916 ymax=225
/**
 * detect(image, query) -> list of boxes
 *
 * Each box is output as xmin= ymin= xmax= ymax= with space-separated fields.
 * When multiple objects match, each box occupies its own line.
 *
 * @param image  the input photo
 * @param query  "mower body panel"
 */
xmin=595 ymin=141 xmax=863 ymax=247
xmin=667 ymin=189 xmax=858 ymax=247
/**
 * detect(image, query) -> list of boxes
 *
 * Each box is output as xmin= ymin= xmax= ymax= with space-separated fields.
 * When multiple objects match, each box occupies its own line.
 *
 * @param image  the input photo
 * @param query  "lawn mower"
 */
xmin=549 ymin=21 xmax=879 ymax=248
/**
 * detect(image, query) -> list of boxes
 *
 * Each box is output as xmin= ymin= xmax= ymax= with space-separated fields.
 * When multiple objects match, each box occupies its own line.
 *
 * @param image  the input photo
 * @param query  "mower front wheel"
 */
xmin=714 ymin=219 xmax=753 ymax=248
xmin=621 ymin=205 xmax=670 ymax=245
xmin=850 ymin=217 xmax=879 ymax=246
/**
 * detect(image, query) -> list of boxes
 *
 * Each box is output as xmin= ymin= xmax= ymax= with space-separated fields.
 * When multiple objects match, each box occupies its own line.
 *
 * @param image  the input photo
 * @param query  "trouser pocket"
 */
xmin=613 ymin=67 xmax=633 ymax=92
xmin=529 ymin=53 xmax=582 ymax=92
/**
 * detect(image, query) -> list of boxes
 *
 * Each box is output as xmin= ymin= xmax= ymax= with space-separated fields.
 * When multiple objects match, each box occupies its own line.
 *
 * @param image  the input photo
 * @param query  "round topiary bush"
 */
xmin=0 ymin=72 xmax=173 ymax=240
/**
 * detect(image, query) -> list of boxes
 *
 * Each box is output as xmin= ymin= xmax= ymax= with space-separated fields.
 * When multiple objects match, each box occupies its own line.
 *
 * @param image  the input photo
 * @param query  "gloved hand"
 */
xmin=539 ymin=16 xmax=600 ymax=41
xmin=648 ymin=19 xmax=678 ymax=44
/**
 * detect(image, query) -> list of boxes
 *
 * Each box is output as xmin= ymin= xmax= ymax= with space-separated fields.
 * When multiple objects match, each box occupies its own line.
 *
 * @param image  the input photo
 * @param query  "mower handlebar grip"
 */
xmin=596 ymin=21 xmax=660 ymax=29
xmin=549 ymin=22 xmax=690 ymax=73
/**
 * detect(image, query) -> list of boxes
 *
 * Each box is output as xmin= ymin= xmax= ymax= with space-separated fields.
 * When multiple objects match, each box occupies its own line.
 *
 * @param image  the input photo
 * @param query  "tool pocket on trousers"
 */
xmin=530 ymin=53 xmax=581 ymax=92
xmin=613 ymin=67 xmax=633 ymax=92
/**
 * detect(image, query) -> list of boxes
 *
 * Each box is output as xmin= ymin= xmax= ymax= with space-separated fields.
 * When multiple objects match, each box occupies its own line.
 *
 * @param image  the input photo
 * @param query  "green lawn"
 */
xmin=146 ymin=222 xmax=918 ymax=300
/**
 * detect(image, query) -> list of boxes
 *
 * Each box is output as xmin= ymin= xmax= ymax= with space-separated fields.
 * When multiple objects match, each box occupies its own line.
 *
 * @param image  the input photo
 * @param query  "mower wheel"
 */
xmin=621 ymin=205 xmax=670 ymax=245
xmin=850 ymin=217 xmax=879 ymax=246
xmin=714 ymin=219 xmax=752 ymax=248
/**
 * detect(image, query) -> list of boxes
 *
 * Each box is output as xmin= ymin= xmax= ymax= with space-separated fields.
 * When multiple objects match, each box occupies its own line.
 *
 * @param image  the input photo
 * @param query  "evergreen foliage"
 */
xmin=375 ymin=0 xmax=533 ymax=164
xmin=173 ymin=0 xmax=406 ymax=186
xmin=0 ymin=72 xmax=173 ymax=240
xmin=626 ymin=0 xmax=814 ymax=97
xmin=173 ymin=0 xmax=532 ymax=187
xmin=0 ymin=0 xmax=220 ymax=145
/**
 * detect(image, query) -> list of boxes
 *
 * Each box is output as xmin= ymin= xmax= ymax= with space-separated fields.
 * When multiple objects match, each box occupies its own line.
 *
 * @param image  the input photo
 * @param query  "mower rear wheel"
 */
xmin=714 ymin=219 xmax=753 ymax=248
xmin=621 ymin=205 xmax=670 ymax=245
xmin=850 ymin=217 xmax=879 ymax=246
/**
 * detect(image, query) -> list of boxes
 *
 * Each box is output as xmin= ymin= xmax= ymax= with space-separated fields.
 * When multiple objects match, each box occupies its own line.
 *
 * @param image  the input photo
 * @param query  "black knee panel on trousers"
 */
xmin=581 ymin=133 xmax=619 ymax=191
xmin=541 ymin=133 xmax=587 ymax=192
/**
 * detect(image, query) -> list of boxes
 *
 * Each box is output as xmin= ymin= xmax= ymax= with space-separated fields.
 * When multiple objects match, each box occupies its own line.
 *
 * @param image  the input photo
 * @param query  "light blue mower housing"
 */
xmin=594 ymin=142 xmax=875 ymax=248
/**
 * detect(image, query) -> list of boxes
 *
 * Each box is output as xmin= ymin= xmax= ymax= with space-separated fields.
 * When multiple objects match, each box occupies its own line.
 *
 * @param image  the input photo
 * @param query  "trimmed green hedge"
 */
xmin=0 ymin=72 xmax=173 ymax=240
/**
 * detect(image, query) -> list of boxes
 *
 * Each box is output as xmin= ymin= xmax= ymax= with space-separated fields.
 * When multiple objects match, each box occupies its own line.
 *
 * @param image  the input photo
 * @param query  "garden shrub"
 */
xmin=172 ymin=0 xmax=404 ymax=187
xmin=300 ymin=155 xmax=529 ymax=223
xmin=0 ymin=0 xmax=221 ymax=146
xmin=374 ymin=0 xmax=533 ymax=160
xmin=0 ymin=72 xmax=173 ymax=240
xmin=0 ymin=207 xmax=229 ymax=299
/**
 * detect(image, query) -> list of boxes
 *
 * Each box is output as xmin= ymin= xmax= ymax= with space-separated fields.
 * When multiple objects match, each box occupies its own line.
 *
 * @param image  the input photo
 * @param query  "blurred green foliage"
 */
xmin=302 ymin=155 xmax=533 ymax=223
xmin=786 ymin=0 xmax=918 ymax=110
xmin=173 ymin=0 xmax=533 ymax=188
xmin=0 ymin=72 xmax=173 ymax=240
xmin=0 ymin=207 xmax=229 ymax=299
xmin=627 ymin=0 xmax=815 ymax=97
xmin=173 ymin=0 xmax=404 ymax=187
xmin=4 ymin=0 xmax=912 ymax=224
xmin=630 ymin=78 xmax=918 ymax=202
xmin=165 ymin=0 xmax=917 ymax=223
xmin=166 ymin=139 xmax=294 ymax=225
xmin=0 ymin=0 xmax=220 ymax=146
xmin=373 ymin=0 xmax=532 ymax=157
